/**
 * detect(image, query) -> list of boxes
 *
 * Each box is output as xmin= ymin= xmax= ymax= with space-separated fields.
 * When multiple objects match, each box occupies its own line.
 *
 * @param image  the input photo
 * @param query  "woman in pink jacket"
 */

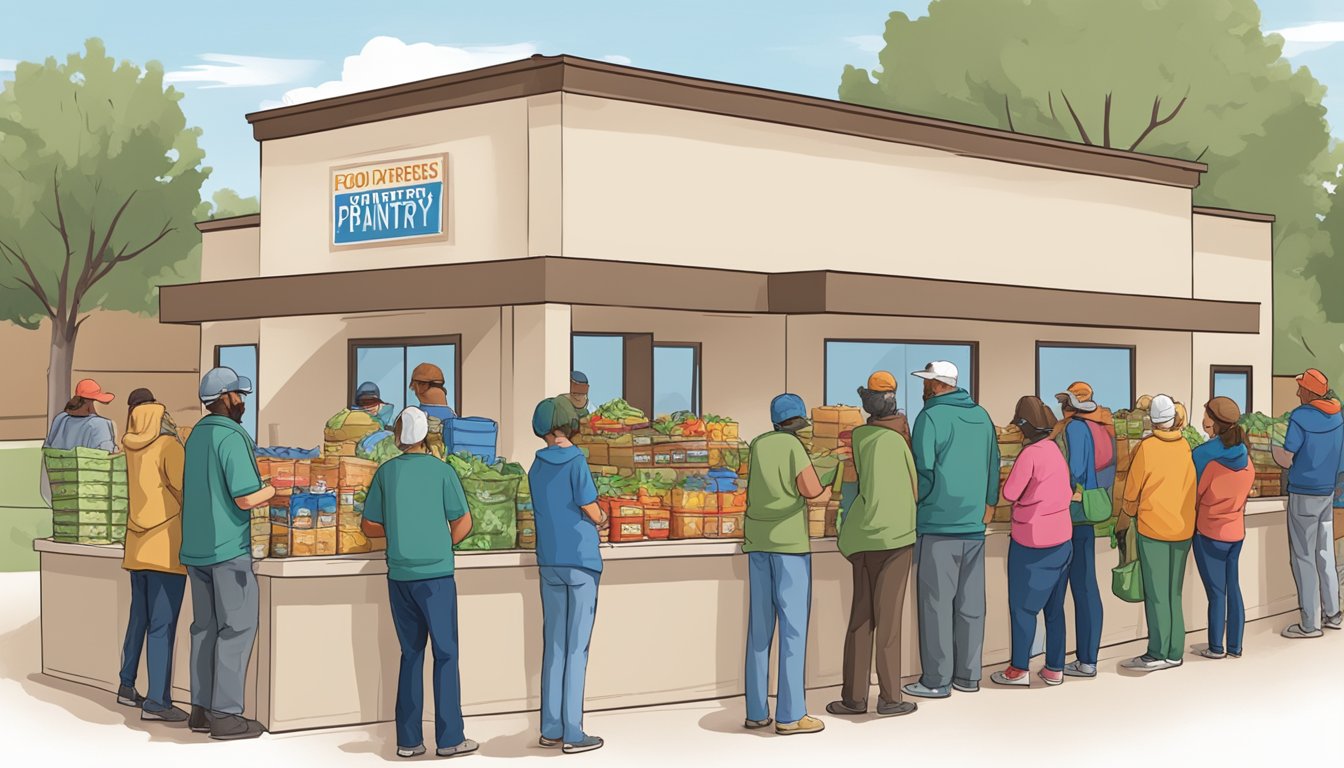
xmin=993 ymin=396 xmax=1074 ymax=687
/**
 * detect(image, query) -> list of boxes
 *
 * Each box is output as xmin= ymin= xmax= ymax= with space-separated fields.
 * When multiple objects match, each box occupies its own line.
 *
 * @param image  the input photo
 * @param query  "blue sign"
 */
xmin=333 ymin=182 xmax=443 ymax=245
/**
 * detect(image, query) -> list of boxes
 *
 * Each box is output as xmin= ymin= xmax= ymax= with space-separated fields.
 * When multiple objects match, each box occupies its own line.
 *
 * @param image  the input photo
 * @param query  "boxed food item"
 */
xmin=703 ymin=511 xmax=743 ymax=539
xmin=585 ymin=442 xmax=611 ymax=466
xmin=812 ymin=406 xmax=864 ymax=426
xmin=323 ymin=441 xmax=360 ymax=458
xmin=310 ymin=457 xmax=377 ymax=493
xmin=644 ymin=507 xmax=670 ymax=540
xmin=670 ymin=511 xmax=705 ymax=539
xmin=268 ymin=459 xmax=312 ymax=490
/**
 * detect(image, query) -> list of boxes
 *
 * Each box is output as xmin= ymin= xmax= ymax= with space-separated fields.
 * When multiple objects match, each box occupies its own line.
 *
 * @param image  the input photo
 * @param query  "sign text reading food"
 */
xmin=331 ymin=157 xmax=446 ymax=246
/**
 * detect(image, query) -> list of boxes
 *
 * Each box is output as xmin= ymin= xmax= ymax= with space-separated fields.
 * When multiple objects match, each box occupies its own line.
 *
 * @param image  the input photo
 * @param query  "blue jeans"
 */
xmin=1007 ymin=540 xmax=1072 ymax=672
xmin=119 ymin=570 xmax=186 ymax=711
xmin=539 ymin=566 xmax=600 ymax=745
xmin=1068 ymin=525 xmax=1104 ymax=665
xmin=745 ymin=552 xmax=811 ymax=725
xmin=1193 ymin=534 xmax=1245 ymax=655
xmin=388 ymin=576 xmax=464 ymax=751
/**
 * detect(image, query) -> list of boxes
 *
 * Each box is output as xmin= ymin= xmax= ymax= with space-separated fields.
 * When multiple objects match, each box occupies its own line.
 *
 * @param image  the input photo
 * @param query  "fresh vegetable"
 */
xmin=1181 ymin=424 xmax=1205 ymax=449
xmin=651 ymin=419 xmax=680 ymax=436
xmin=595 ymin=473 xmax=637 ymax=498
xmin=596 ymin=398 xmax=646 ymax=422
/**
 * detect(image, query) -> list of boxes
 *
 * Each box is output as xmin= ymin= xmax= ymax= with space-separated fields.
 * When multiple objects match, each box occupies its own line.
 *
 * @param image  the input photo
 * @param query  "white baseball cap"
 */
xmin=1149 ymin=394 xmax=1177 ymax=426
xmin=398 ymin=406 xmax=429 ymax=445
xmin=912 ymin=360 xmax=959 ymax=388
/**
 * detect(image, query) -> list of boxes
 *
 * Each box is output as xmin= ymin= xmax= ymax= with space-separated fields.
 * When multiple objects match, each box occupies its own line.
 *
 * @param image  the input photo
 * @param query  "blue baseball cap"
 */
xmin=770 ymin=393 xmax=807 ymax=427
xmin=199 ymin=367 xmax=253 ymax=405
xmin=571 ymin=371 xmax=588 ymax=385
xmin=353 ymin=381 xmax=386 ymax=405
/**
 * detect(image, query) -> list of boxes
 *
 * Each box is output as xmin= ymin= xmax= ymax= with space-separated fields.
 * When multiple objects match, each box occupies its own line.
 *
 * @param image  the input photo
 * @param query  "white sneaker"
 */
xmin=1063 ymin=661 xmax=1097 ymax=678
xmin=1282 ymin=624 xmax=1324 ymax=639
xmin=1121 ymin=655 xmax=1167 ymax=671
xmin=1324 ymin=612 xmax=1343 ymax=631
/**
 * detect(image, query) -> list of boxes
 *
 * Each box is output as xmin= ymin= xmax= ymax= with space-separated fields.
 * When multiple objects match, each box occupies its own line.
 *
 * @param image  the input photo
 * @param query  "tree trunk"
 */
xmin=47 ymin=318 xmax=78 ymax=432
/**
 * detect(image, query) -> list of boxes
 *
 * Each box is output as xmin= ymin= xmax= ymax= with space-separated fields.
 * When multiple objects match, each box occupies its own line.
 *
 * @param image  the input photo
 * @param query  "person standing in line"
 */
xmin=117 ymin=388 xmax=189 ymax=721
xmin=1272 ymin=369 xmax=1344 ymax=637
xmin=902 ymin=362 xmax=1000 ymax=700
xmin=742 ymin=394 xmax=831 ymax=735
xmin=992 ymin=397 xmax=1074 ymax=688
xmin=40 ymin=378 xmax=120 ymax=506
xmin=528 ymin=396 xmax=608 ymax=755
xmin=826 ymin=373 xmax=918 ymax=719
xmin=180 ymin=367 xmax=274 ymax=739
xmin=1119 ymin=394 xmax=1197 ymax=671
xmin=558 ymin=371 xmax=592 ymax=419
xmin=361 ymin=406 xmax=478 ymax=759
xmin=1191 ymin=397 xmax=1255 ymax=659
xmin=352 ymin=381 xmax=395 ymax=428
xmin=1052 ymin=382 xmax=1116 ymax=679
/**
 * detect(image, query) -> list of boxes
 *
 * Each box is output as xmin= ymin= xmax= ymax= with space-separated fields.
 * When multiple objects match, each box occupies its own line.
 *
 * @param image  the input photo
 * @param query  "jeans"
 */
xmin=1067 ymin=525 xmax=1104 ymax=665
xmin=1136 ymin=535 xmax=1192 ymax=661
xmin=841 ymin=547 xmax=913 ymax=707
xmin=745 ymin=552 xmax=811 ymax=725
xmin=1007 ymin=540 xmax=1072 ymax=672
xmin=388 ymin=576 xmax=464 ymax=751
xmin=1287 ymin=493 xmax=1341 ymax=631
xmin=539 ymin=566 xmax=600 ymax=745
xmin=187 ymin=556 xmax=258 ymax=715
xmin=915 ymin=535 xmax=986 ymax=689
xmin=1192 ymin=534 xmax=1245 ymax=655
xmin=120 ymin=570 xmax=187 ymax=711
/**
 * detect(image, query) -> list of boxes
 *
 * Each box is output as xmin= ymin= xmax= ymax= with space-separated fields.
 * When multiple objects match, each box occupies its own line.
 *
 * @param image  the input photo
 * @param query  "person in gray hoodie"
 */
xmin=902 ymin=361 xmax=1000 ymax=700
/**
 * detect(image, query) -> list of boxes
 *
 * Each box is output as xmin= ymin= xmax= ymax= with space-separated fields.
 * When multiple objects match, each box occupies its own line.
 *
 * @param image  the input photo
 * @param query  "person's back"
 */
xmin=1127 ymin=431 xmax=1196 ymax=542
xmin=46 ymin=410 xmax=118 ymax=452
xmin=1284 ymin=401 xmax=1344 ymax=496
xmin=369 ymin=453 xmax=466 ymax=581
xmin=1193 ymin=440 xmax=1253 ymax=542
xmin=529 ymin=444 xmax=601 ymax=574
xmin=839 ymin=424 xmax=917 ymax=559
xmin=911 ymin=389 xmax=999 ymax=537
xmin=744 ymin=430 xmax=811 ymax=554
xmin=180 ymin=414 xmax=260 ymax=567
xmin=123 ymin=404 xmax=186 ymax=574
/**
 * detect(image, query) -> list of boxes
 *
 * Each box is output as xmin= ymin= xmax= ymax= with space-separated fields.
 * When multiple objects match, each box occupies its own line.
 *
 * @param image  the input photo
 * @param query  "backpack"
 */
xmin=1086 ymin=420 xmax=1116 ymax=472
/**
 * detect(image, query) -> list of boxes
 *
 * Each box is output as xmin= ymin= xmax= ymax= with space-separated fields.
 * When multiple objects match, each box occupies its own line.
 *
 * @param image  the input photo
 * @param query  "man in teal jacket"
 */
xmin=902 ymin=361 xmax=1000 ymax=700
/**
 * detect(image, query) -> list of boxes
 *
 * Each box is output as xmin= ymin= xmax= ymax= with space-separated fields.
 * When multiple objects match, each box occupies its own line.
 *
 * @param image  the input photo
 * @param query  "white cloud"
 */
xmin=0 ymin=58 xmax=18 ymax=72
xmin=845 ymin=35 xmax=884 ymax=54
xmin=1270 ymin=21 xmax=1344 ymax=57
xmin=601 ymin=54 xmax=632 ymax=66
xmin=268 ymin=37 xmax=537 ymax=108
xmin=165 ymin=53 xmax=321 ymax=89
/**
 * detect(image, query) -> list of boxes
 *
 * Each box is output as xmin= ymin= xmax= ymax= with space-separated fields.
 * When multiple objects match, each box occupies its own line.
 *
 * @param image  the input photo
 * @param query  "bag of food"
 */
xmin=324 ymin=409 xmax=381 ymax=444
xmin=1111 ymin=523 xmax=1144 ymax=603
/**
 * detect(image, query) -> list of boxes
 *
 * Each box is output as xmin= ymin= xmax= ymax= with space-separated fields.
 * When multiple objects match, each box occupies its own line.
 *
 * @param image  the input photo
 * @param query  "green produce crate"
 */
xmin=52 ymin=508 xmax=114 ymax=525
xmin=51 ymin=496 xmax=128 ymax=513
xmin=52 ymin=524 xmax=117 ymax=545
xmin=110 ymin=511 xmax=128 ymax=527
xmin=43 ymin=447 xmax=115 ymax=472
xmin=47 ymin=468 xmax=112 ymax=484
xmin=49 ymin=480 xmax=113 ymax=501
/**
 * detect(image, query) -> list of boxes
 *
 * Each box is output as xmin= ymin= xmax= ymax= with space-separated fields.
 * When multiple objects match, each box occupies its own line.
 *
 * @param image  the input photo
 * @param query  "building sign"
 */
xmin=331 ymin=155 xmax=446 ymax=247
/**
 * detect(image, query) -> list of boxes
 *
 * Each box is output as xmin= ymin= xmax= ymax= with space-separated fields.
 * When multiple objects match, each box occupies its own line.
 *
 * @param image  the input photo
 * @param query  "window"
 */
xmin=571 ymin=334 xmax=626 ymax=409
xmin=349 ymin=335 xmax=461 ymax=417
xmin=1211 ymin=366 xmax=1253 ymax=413
xmin=215 ymin=344 xmax=259 ymax=442
xmin=654 ymin=343 xmax=701 ymax=416
xmin=824 ymin=340 xmax=977 ymax=424
xmin=1036 ymin=343 xmax=1135 ymax=414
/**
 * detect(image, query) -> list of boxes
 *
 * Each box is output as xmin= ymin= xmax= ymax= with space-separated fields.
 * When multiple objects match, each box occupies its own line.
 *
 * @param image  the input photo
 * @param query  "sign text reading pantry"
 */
xmin=331 ymin=157 xmax=446 ymax=246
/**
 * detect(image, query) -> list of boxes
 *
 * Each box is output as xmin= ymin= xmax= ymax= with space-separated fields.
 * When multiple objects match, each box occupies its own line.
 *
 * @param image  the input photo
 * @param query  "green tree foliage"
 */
xmin=203 ymin=187 xmax=259 ymax=219
xmin=0 ymin=38 xmax=208 ymax=424
xmin=839 ymin=0 xmax=1339 ymax=381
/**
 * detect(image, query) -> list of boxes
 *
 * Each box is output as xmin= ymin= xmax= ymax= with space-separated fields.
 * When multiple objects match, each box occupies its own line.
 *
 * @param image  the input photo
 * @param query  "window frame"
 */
xmin=213 ymin=343 xmax=260 ymax=440
xmin=653 ymin=341 xmax=702 ymax=415
xmin=347 ymin=334 xmax=463 ymax=416
xmin=1209 ymin=364 xmax=1254 ymax=413
xmin=822 ymin=338 xmax=981 ymax=405
xmin=1034 ymin=341 xmax=1137 ymax=411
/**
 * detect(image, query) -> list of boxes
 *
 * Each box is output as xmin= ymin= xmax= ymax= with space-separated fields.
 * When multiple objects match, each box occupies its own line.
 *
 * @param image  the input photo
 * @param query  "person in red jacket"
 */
xmin=1190 ymin=397 xmax=1255 ymax=659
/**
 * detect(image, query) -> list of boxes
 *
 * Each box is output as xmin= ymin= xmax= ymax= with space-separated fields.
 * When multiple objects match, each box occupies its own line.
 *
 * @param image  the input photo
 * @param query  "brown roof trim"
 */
xmin=159 ymin=256 xmax=1257 ymax=334
xmin=246 ymin=55 xmax=1206 ymax=189
xmin=195 ymin=214 xmax=261 ymax=233
xmin=1192 ymin=206 xmax=1276 ymax=223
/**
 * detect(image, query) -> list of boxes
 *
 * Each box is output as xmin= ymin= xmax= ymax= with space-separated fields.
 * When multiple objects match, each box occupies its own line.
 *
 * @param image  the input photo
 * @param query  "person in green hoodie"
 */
xmin=902 ymin=361 xmax=1000 ymax=700
xmin=826 ymin=372 xmax=918 ymax=719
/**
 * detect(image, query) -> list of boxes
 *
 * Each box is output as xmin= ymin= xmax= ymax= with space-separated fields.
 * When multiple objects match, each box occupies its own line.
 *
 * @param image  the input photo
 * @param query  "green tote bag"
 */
xmin=1111 ymin=522 xmax=1144 ymax=603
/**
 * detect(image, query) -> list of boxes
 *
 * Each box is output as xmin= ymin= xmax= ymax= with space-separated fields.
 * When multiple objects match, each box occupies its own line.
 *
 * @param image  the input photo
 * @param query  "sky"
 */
xmin=3 ymin=0 xmax=1344 ymax=199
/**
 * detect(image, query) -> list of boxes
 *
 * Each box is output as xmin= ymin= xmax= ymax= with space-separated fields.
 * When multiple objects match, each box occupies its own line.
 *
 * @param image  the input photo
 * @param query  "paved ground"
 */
xmin=2 ymin=569 xmax=1340 ymax=766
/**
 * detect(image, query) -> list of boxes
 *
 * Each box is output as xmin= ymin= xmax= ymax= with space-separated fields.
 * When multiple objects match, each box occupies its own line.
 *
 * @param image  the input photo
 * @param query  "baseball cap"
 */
xmin=1056 ymin=381 xmax=1098 ymax=413
xmin=411 ymin=362 xmax=445 ymax=385
xmin=532 ymin=396 xmax=580 ymax=437
xmin=74 ymin=379 xmax=115 ymax=404
xmin=770 ymin=393 xmax=807 ymax=426
xmin=571 ymin=371 xmax=589 ymax=385
xmin=198 ymin=367 xmax=253 ymax=405
xmin=912 ymin=361 xmax=958 ymax=388
xmin=866 ymin=371 xmax=897 ymax=393
xmin=397 ymin=407 xmax=429 ymax=444
xmin=1297 ymin=368 xmax=1329 ymax=397
xmin=127 ymin=388 xmax=156 ymax=408
xmin=1149 ymin=394 xmax=1177 ymax=426
xmin=353 ymin=381 xmax=386 ymax=405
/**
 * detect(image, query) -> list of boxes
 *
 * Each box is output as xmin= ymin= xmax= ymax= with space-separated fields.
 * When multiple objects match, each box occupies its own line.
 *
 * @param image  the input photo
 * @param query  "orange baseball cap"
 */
xmin=866 ymin=371 xmax=897 ymax=393
xmin=1297 ymin=368 xmax=1329 ymax=397
xmin=74 ymin=379 xmax=115 ymax=404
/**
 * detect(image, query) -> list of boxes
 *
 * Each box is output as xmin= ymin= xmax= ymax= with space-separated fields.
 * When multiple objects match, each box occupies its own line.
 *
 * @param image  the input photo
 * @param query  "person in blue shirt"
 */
xmin=410 ymin=362 xmax=457 ymax=420
xmin=528 ymin=396 xmax=608 ymax=755
xmin=352 ymin=381 xmax=394 ymax=428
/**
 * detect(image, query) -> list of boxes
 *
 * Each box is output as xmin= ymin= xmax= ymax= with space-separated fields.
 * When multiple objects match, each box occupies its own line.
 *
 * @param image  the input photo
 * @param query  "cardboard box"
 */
xmin=586 ymin=442 xmax=611 ymax=466
xmin=812 ymin=406 xmax=864 ymax=426
xmin=311 ymin=457 xmax=376 ymax=491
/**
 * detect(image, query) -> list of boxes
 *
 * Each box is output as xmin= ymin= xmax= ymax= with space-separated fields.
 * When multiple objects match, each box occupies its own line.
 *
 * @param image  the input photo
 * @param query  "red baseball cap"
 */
xmin=1297 ymin=369 xmax=1330 ymax=397
xmin=74 ymin=379 xmax=115 ymax=404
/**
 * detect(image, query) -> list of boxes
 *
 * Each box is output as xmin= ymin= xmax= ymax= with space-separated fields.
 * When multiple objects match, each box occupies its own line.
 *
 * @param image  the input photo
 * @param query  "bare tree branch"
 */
xmin=74 ymin=191 xmax=137 ymax=311
xmin=86 ymin=223 xmax=175 ymax=288
xmin=0 ymin=239 xmax=56 ymax=316
xmin=1194 ymin=145 xmax=1210 ymax=163
xmin=1058 ymin=91 xmax=1093 ymax=145
xmin=1103 ymin=92 xmax=1113 ymax=149
xmin=1128 ymin=88 xmax=1190 ymax=152
xmin=50 ymin=171 xmax=76 ymax=324
xmin=1003 ymin=94 xmax=1016 ymax=133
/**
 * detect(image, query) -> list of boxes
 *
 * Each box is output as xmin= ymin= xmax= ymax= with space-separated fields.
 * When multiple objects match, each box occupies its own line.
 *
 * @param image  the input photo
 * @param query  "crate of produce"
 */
xmin=450 ymin=455 xmax=523 ymax=551
xmin=310 ymin=457 xmax=377 ymax=493
xmin=704 ymin=511 xmax=744 ymax=539
xmin=644 ymin=507 xmax=670 ymax=540
xmin=669 ymin=510 xmax=705 ymax=539
xmin=42 ymin=447 xmax=121 ymax=474
xmin=807 ymin=500 xmax=839 ymax=539
xmin=605 ymin=499 xmax=646 ymax=543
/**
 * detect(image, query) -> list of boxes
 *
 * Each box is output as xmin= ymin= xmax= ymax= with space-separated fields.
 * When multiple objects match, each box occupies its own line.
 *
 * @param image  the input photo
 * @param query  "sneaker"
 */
xmin=1199 ymin=648 xmax=1226 ymax=659
xmin=561 ymin=736 xmax=602 ymax=754
xmin=1282 ymin=624 xmax=1323 ymax=639
xmin=825 ymin=700 xmax=866 ymax=716
xmin=1164 ymin=658 xmax=1183 ymax=669
xmin=1325 ymin=612 xmax=1343 ymax=630
xmin=991 ymin=667 xmax=1030 ymax=687
xmin=188 ymin=705 xmax=212 ymax=733
xmin=775 ymin=715 xmax=825 ymax=736
xmin=1228 ymin=649 xmax=1243 ymax=658
xmin=437 ymin=739 xmax=480 ymax=758
xmin=117 ymin=685 xmax=145 ymax=708
xmin=876 ymin=699 xmax=917 ymax=717
xmin=209 ymin=713 xmax=266 ymax=741
xmin=1063 ymin=661 xmax=1097 ymax=678
xmin=141 ymin=705 xmax=189 ymax=722
xmin=743 ymin=718 xmax=773 ymax=730
xmin=1039 ymin=669 xmax=1064 ymax=686
xmin=902 ymin=682 xmax=951 ymax=699
xmin=1121 ymin=654 xmax=1167 ymax=671
xmin=952 ymin=679 xmax=980 ymax=693
xmin=396 ymin=745 xmax=426 ymax=758
xmin=539 ymin=736 xmax=562 ymax=748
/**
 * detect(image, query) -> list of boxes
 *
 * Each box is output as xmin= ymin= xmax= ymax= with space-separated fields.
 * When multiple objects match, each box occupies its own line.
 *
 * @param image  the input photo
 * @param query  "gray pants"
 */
xmin=1287 ymin=494 xmax=1341 ymax=632
xmin=915 ymin=534 xmax=986 ymax=688
xmin=188 ymin=556 xmax=258 ymax=715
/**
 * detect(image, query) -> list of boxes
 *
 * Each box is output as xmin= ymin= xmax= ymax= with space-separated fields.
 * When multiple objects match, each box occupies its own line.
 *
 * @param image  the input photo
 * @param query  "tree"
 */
xmin=203 ymin=188 xmax=259 ymax=219
xmin=839 ymin=0 xmax=1338 ymax=386
xmin=0 ymin=39 xmax=207 ymax=425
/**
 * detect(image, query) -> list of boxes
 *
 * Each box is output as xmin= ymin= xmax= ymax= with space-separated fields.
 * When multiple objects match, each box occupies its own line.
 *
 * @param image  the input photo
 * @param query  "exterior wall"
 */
xmin=1192 ymin=214 xmax=1274 ymax=415
xmin=560 ymin=95 xmax=1195 ymax=295
xmin=2 ymin=311 xmax=201 ymax=441
xmin=200 ymin=224 xmax=261 ymax=282
xmin=257 ymin=99 xmax=529 ymax=277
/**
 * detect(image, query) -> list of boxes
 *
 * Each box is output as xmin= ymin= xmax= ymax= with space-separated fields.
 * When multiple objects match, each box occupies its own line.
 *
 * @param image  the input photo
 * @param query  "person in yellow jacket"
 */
xmin=1118 ymin=394 xmax=1197 ymax=672
xmin=118 ymin=389 xmax=189 ymax=722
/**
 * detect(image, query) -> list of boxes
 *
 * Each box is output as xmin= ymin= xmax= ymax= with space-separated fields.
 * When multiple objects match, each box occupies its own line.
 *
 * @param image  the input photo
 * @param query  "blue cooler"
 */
xmin=445 ymin=417 xmax=499 ymax=461
xmin=707 ymin=468 xmax=739 ymax=493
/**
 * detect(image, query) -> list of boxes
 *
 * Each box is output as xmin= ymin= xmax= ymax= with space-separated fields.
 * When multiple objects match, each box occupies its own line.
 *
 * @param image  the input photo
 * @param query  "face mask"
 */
xmin=227 ymin=396 xmax=247 ymax=424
